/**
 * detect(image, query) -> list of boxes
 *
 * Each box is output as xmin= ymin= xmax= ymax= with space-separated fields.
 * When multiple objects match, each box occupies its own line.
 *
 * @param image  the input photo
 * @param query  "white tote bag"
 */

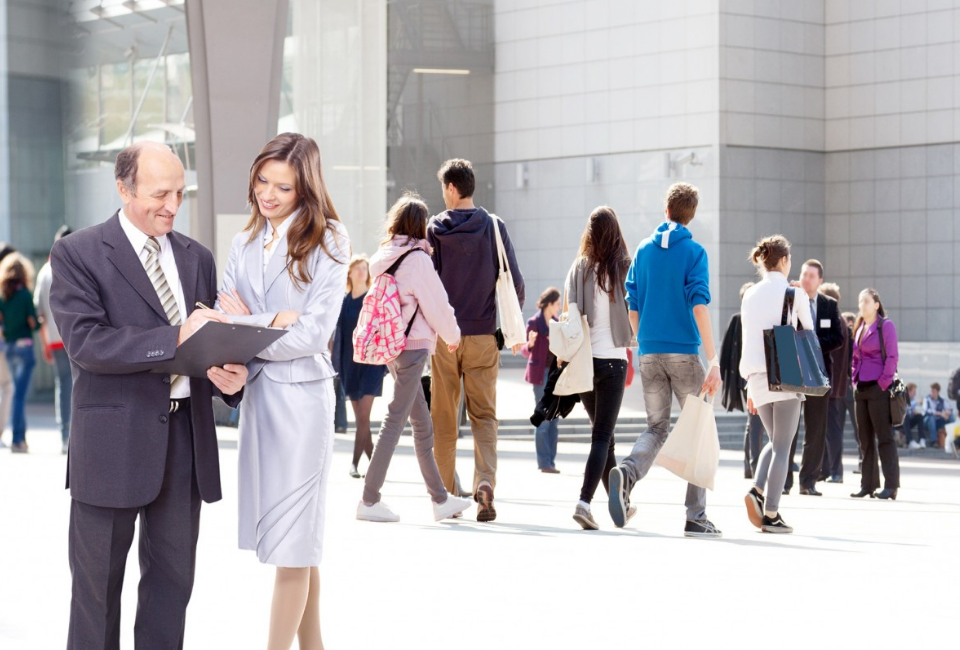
xmin=491 ymin=214 xmax=526 ymax=349
xmin=654 ymin=391 xmax=720 ymax=491
xmin=548 ymin=302 xmax=585 ymax=361
xmin=554 ymin=315 xmax=593 ymax=396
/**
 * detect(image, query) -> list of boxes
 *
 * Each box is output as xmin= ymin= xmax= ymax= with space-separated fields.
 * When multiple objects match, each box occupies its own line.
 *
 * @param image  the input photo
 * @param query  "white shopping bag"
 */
xmin=654 ymin=391 xmax=720 ymax=491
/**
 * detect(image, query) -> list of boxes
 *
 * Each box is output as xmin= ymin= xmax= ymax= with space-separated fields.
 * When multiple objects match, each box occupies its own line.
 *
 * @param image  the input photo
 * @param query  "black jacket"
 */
xmin=531 ymin=357 xmax=580 ymax=426
xmin=810 ymin=293 xmax=844 ymax=377
xmin=719 ymin=312 xmax=746 ymax=412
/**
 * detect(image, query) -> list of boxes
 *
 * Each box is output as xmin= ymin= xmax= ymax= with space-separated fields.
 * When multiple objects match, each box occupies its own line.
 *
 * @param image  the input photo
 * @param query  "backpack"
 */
xmin=352 ymin=249 xmax=423 ymax=365
xmin=949 ymin=366 xmax=960 ymax=402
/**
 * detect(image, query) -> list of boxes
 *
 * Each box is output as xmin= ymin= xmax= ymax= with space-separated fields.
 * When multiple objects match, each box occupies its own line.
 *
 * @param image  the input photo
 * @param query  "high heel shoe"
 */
xmin=875 ymin=488 xmax=898 ymax=500
xmin=850 ymin=488 xmax=876 ymax=498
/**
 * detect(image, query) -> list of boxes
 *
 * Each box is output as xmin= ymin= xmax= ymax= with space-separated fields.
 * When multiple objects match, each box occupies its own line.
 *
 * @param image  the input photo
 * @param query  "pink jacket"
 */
xmin=368 ymin=236 xmax=461 ymax=354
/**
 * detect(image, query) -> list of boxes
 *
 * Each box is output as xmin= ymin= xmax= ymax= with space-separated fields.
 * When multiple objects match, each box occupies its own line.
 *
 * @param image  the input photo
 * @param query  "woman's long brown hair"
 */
xmin=0 ymin=253 xmax=34 ymax=301
xmin=854 ymin=288 xmax=886 ymax=342
xmin=577 ymin=206 xmax=630 ymax=302
xmin=245 ymin=133 xmax=346 ymax=287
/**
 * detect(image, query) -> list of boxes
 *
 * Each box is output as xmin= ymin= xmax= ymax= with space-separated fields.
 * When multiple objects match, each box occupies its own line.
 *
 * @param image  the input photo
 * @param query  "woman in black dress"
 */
xmin=334 ymin=255 xmax=387 ymax=477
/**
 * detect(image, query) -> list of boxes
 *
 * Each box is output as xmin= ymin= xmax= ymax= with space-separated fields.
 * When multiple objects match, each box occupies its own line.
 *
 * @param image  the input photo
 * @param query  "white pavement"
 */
xmin=2 ymin=405 xmax=959 ymax=649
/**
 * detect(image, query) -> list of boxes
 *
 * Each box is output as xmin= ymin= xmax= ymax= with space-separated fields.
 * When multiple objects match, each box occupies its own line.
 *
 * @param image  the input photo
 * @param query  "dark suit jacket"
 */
xmin=811 ymin=293 xmax=844 ymax=378
xmin=50 ymin=213 xmax=242 ymax=509
xmin=719 ymin=312 xmax=746 ymax=412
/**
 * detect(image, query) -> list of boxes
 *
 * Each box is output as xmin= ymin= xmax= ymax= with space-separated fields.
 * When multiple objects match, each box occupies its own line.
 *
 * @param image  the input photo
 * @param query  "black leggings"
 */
xmin=579 ymin=358 xmax=628 ymax=504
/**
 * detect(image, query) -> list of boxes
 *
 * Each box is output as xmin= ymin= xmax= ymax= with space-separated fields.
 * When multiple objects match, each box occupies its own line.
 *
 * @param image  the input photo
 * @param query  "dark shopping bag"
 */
xmin=875 ymin=318 xmax=907 ymax=426
xmin=763 ymin=288 xmax=831 ymax=397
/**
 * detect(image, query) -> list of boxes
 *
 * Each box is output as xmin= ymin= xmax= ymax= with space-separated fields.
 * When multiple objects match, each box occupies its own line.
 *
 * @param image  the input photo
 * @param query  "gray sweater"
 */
xmin=565 ymin=257 xmax=634 ymax=349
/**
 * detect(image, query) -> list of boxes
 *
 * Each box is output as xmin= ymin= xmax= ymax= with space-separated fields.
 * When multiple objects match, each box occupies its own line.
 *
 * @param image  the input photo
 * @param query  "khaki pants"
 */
xmin=431 ymin=335 xmax=499 ymax=493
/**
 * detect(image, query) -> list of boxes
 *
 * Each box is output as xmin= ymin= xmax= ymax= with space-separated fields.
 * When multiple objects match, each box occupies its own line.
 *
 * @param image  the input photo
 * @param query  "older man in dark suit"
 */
xmin=51 ymin=141 xmax=248 ymax=649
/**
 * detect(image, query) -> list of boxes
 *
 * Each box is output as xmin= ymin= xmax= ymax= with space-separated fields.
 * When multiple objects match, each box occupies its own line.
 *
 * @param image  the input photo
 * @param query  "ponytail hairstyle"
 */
xmin=577 ymin=206 xmax=631 ymax=302
xmin=245 ymin=132 xmax=346 ymax=289
xmin=748 ymin=234 xmax=791 ymax=274
xmin=853 ymin=288 xmax=885 ymax=341
xmin=537 ymin=286 xmax=561 ymax=312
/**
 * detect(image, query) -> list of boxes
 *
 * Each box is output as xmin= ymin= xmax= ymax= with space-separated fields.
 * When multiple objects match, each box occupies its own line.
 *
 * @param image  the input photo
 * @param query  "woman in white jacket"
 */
xmin=739 ymin=235 xmax=812 ymax=534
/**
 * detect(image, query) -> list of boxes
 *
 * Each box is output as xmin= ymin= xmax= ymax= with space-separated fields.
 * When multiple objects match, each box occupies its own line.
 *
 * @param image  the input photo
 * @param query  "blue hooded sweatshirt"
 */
xmin=625 ymin=221 xmax=710 ymax=355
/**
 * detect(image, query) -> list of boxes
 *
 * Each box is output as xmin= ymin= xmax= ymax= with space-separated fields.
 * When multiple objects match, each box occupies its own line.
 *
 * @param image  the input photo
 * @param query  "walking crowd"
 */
xmin=2 ymin=134 xmax=957 ymax=650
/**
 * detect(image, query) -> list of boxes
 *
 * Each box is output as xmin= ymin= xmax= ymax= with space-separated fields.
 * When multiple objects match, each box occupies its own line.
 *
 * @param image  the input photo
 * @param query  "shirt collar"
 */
xmin=263 ymin=210 xmax=299 ymax=243
xmin=118 ymin=208 xmax=167 ymax=256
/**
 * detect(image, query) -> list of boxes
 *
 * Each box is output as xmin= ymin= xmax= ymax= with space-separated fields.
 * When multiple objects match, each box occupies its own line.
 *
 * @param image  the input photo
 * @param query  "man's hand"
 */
xmin=43 ymin=347 xmax=54 ymax=364
xmin=178 ymin=309 xmax=228 ymax=346
xmin=207 ymin=363 xmax=248 ymax=396
xmin=701 ymin=365 xmax=721 ymax=397
xmin=527 ymin=330 xmax=538 ymax=348
xmin=271 ymin=310 xmax=301 ymax=329
xmin=447 ymin=341 xmax=459 ymax=353
xmin=218 ymin=289 xmax=252 ymax=316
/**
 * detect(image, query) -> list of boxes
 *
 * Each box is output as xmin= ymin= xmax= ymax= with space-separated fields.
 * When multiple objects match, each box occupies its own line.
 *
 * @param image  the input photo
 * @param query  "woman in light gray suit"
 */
xmin=217 ymin=133 xmax=349 ymax=650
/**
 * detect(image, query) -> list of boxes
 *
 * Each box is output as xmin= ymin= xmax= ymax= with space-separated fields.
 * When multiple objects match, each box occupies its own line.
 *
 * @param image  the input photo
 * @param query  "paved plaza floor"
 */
xmin=2 ymin=405 xmax=958 ymax=649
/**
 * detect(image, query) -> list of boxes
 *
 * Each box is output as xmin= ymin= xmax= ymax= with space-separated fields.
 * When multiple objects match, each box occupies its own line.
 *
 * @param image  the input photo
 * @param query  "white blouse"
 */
xmin=739 ymin=271 xmax=814 ymax=407
xmin=263 ymin=211 xmax=297 ymax=270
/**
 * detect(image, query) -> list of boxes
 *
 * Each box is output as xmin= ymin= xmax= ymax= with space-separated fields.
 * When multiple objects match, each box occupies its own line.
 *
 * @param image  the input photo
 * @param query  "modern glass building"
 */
xmin=2 ymin=0 xmax=959 ymax=396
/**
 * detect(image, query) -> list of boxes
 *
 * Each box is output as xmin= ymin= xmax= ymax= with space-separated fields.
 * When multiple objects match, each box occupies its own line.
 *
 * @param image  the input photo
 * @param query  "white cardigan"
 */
xmin=739 ymin=271 xmax=814 ymax=407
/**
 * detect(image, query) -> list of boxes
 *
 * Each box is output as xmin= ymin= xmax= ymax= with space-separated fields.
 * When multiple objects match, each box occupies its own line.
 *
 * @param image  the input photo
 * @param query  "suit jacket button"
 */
xmin=159 ymin=415 xmax=168 ymax=424
xmin=162 ymin=376 xmax=171 ymax=384
xmin=158 ymin=351 xmax=164 ymax=356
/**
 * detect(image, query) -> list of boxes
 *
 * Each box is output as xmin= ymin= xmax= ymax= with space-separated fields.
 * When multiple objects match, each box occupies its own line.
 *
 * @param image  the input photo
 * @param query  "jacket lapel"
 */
xmin=169 ymin=232 xmax=199 ymax=311
xmin=242 ymin=230 xmax=266 ymax=301
xmin=102 ymin=213 xmax=168 ymax=322
xmin=263 ymin=230 xmax=290 ymax=294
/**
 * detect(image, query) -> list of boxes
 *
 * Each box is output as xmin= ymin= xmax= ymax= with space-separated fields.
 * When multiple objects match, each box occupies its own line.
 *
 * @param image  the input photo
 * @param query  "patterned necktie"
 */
xmin=144 ymin=237 xmax=184 ymax=391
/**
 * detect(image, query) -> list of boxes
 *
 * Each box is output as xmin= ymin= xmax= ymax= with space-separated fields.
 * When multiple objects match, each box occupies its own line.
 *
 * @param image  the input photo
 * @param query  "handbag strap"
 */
xmin=780 ymin=287 xmax=795 ymax=326
xmin=876 ymin=316 xmax=886 ymax=365
xmin=490 ymin=213 xmax=508 ymax=274
xmin=384 ymin=248 xmax=424 ymax=337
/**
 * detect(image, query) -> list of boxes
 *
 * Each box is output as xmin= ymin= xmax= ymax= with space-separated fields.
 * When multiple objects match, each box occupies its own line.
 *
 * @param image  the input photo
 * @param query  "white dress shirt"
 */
xmin=739 ymin=271 xmax=814 ymax=407
xmin=262 ymin=212 xmax=297 ymax=270
xmin=118 ymin=210 xmax=190 ymax=398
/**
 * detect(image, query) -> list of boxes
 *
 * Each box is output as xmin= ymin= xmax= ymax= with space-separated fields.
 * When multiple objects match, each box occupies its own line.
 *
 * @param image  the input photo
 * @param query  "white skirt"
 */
xmin=237 ymin=373 xmax=334 ymax=567
xmin=747 ymin=372 xmax=805 ymax=409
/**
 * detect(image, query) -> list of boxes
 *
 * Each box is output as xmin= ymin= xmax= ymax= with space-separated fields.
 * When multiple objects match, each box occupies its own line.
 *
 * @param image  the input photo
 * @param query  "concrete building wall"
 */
xmin=493 ymin=0 xmax=721 ymax=321
xmin=823 ymin=1 xmax=960 ymax=343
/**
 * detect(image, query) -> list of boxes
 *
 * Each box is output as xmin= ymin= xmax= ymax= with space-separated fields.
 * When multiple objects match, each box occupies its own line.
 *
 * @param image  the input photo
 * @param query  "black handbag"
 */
xmin=875 ymin=318 xmax=907 ymax=426
xmin=763 ymin=288 xmax=831 ymax=397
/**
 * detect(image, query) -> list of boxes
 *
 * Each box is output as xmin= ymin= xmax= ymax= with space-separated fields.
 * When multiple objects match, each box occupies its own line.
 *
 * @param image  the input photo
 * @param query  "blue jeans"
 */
xmin=532 ymin=366 xmax=559 ymax=469
xmin=52 ymin=348 xmax=73 ymax=443
xmin=6 ymin=341 xmax=36 ymax=445
xmin=925 ymin=412 xmax=955 ymax=444
xmin=901 ymin=412 xmax=924 ymax=444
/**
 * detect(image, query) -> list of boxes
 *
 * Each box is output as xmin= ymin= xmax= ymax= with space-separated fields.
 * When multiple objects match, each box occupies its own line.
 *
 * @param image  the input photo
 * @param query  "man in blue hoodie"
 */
xmin=608 ymin=182 xmax=723 ymax=538
xmin=428 ymin=159 xmax=525 ymax=523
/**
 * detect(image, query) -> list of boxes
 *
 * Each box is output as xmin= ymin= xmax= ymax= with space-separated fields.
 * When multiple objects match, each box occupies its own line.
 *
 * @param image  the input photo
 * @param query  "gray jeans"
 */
xmin=621 ymin=353 xmax=707 ymax=522
xmin=363 ymin=349 xmax=448 ymax=506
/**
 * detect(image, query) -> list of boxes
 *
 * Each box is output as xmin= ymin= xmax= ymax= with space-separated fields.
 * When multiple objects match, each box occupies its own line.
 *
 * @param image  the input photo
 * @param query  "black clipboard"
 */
xmin=151 ymin=321 xmax=287 ymax=378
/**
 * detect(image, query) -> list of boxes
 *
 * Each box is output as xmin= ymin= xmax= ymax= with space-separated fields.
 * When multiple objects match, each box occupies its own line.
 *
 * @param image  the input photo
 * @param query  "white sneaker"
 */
xmin=908 ymin=440 xmax=920 ymax=450
xmin=433 ymin=495 xmax=472 ymax=521
xmin=0 ymin=438 xmax=7 ymax=449
xmin=356 ymin=500 xmax=400 ymax=522
xmin=919 ymin=439 xmax=927 ymax=448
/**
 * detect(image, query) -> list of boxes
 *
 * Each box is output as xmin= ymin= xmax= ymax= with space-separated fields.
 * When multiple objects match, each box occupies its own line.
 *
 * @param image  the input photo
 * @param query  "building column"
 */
xmin=185 ymin=0 xmax=288 ymax=254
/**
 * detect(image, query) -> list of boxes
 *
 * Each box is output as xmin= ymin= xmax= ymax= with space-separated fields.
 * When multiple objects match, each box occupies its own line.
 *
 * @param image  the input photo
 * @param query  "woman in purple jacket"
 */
xmin=523 ymin=287 xmax=562 ymax=473
xmin=850 ymin=288 xmax=901 ymax=500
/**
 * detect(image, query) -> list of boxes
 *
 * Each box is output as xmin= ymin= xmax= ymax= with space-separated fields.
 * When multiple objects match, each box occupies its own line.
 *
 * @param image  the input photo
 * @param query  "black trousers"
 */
xmin=855 ymin=383 xmax=900 ymax=491
xmin=823 ymin=397 xmax=849 ymax=478
xmin=579 ymin=358 xmax=627 ymax=504
xmin=68 ymin=406 xmax=201 ymax=650
xmin=799 ymin=394 xmax=830 ymax=489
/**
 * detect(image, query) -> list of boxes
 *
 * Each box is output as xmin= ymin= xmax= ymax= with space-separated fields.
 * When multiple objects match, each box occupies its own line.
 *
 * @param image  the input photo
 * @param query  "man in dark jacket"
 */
xmin=428 ymin=158 xmax=525 ymax=522
xmin=821 ymin=284 xmax=850 ymax=482
xmin=719 ymin=281 xmax=767 ymax=478
xmin=795 ymin=261 xmax=844 ymax=495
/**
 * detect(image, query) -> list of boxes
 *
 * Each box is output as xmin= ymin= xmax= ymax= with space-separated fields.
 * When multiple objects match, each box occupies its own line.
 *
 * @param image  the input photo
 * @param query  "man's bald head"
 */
xmin=115 ymin=141 xmax=182 ymax=194
xmin=115 ymin=142 xmax=186 ymax=237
